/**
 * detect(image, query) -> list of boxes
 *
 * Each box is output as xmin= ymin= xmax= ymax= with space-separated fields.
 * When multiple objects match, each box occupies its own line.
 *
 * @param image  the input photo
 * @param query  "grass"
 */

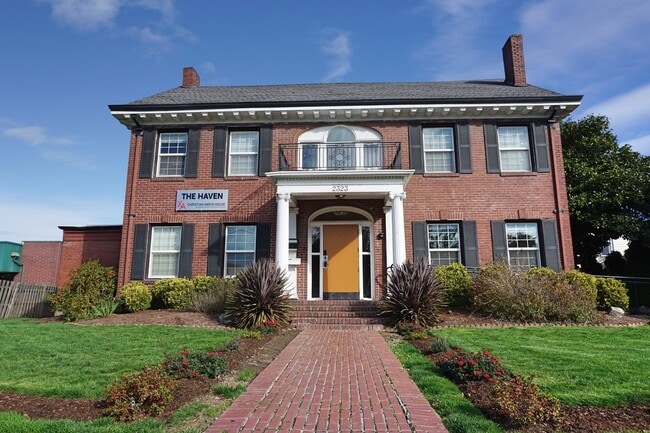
xmin=0 ymin=412 xmax=165 ymax=433
xmin=391 ymin=341 xmax=504 ymax=433
xmin=0 ymin=319 xmax=241 ymax=398
xmin=432 ymin=326 xmax=650 ymax=407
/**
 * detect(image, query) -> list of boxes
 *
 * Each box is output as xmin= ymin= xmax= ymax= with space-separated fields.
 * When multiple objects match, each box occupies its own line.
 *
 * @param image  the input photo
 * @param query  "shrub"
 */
xmin=430 ymin=336 xmax=451 ymax=353
xmin=90 ymin=298 xmax=120 ymax=318
xmin=527 ymin=267 xmax=556 ymax=278
xmin=596 ymin=277 xmax=629 ymax=310
xmin=118 ymin=281 xmax=152 ymax=312
xmin=436 ymin=348 xmax=511 ymax=383
xmin=151 ymin=278 xmax=194 ymax=309
xmin=380 ymin=259 xmax=444 ymax=327
xmin=494 ymin=376 xmax=563 ymax=426
xmin=434 ymin=263 xmax=473 ymax=308
xmin=161 ymin=348 xmax=228 ymax=379
xmin=227 ymin=259 xmax=292 ymax=329
xmin=190 ymin=276 xmax=237 ymax=314
xmin=49 ymin=260 xmax=117 ymax=321
xmin=561 ymin=270 xmax=598 ymax=304
xmin=105 ymin=365 xmax=176 ymax=421
xmin=242 ymin=329 xmax=263 ymax=339
xmin=470 ymin=264 xmax=597 ymax=323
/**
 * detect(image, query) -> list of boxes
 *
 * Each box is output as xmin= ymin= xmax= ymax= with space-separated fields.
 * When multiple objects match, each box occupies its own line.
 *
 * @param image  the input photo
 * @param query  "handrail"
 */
xmin=278 ymin=141 xmax=401 ymax=171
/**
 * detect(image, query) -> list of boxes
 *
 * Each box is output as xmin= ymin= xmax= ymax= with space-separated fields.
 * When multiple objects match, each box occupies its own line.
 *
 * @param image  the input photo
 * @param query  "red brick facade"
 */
xmin=19 ymin=241 xmax=62 ymax=286
xmin=110 ymin=35 xmax=581 ymax=300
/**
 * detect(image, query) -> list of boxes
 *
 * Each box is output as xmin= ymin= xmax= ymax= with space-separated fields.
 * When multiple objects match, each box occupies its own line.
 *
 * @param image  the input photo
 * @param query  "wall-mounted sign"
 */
xmin=176 ymin=189 xmax=228 ymax=211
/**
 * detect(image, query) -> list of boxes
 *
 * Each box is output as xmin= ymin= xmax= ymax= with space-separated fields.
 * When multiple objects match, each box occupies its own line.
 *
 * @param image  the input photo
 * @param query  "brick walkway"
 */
xmin=205 ymin=327 xmax=447 ymax=433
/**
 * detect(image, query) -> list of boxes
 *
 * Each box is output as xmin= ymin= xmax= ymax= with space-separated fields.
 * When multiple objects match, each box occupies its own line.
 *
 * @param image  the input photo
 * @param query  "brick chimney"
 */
xmin=502 ymin=34 xmax=527 ymax=87
xmin=182 ymin=67 xmax=200 ymax=87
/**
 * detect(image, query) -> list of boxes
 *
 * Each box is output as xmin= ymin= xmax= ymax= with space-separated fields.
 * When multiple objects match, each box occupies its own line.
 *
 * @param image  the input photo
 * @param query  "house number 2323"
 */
xmin=332 ymin=185 xmax=349 ymax=192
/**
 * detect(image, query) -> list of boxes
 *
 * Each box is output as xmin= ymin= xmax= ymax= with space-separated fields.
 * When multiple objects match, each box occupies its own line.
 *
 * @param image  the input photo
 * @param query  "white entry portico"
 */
xmin=267 ymin=169 xmax=413 ymax=299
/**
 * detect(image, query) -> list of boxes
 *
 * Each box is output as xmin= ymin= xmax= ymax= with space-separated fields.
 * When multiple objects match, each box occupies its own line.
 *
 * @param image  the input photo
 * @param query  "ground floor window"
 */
xmin=506 ymin=222 xmax=540 ymax=269
xmin=149 ymin=226 xmax=182 ymax=278
xmin=427 ymin=223 xmax=460 ymax=266
xmin=224 ymin=225 xmax=256 ymax=276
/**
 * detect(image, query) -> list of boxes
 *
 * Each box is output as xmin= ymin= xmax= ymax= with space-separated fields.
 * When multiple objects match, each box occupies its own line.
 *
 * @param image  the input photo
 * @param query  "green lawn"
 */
xmin=0 ymin=319 xmax=241 ymax=399
xmin=432 ymin=326 xmax=650 ymax=406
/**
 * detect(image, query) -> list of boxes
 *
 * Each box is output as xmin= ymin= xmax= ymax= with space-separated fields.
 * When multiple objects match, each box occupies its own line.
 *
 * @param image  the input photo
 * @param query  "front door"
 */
xmin=323 ymin=224 xmax=359 ymax=299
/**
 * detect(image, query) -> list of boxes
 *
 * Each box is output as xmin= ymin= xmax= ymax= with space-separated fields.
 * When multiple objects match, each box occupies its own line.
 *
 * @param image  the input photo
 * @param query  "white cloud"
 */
xmin=413 ymin=0 xmax=502 ymax=80
xmin=43 ymin=0 xmax=122 ymax=30
xmin=3 ymin=124 xmax=97 ymax=169
xmin=626 ymin=135 xmax=650 ymax=156
xmin=585 ymin=84 xmax=650 ymax=130
xmin=5 ymin=125 xmax=72 ymax=146
xmin=0 ymin=194 xmax=123 ymax=243
xmin=320 ymin=29 xmax=352 ymax=82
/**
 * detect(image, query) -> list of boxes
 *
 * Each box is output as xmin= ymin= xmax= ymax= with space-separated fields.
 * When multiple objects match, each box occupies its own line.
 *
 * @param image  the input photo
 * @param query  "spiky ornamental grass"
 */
xmin=227 ymin=259 xmax=292 ymax=329
xmin=380 ymin=259 xmax=445 ymax=327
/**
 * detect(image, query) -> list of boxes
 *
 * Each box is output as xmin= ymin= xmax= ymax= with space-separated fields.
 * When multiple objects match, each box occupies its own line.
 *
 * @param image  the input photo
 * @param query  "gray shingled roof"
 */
xmin=111 ymin=80 xmax=579 ymax=110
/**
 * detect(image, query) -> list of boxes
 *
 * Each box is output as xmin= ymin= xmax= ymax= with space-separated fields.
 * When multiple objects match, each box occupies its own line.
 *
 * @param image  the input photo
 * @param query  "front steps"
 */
xmin=290 ymin=300 xmax=386 ymax=329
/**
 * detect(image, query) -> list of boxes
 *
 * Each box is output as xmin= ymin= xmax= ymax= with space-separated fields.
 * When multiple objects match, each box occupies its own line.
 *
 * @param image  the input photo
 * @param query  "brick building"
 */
xmin=109 ymin=34 xmax=581 ymax=301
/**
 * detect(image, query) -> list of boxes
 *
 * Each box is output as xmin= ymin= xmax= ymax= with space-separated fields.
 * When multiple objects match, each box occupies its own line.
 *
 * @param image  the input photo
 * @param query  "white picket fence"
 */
xmin=0 ymin=280 xmax=57 ymax=318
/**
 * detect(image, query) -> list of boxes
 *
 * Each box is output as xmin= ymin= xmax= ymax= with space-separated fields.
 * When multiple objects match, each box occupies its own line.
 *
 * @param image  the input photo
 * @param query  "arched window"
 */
xmin=298 ymin=125 xmax=382 ymax=170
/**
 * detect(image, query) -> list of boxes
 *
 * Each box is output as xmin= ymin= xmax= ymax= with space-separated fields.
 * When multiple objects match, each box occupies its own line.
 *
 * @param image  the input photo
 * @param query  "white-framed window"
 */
xmin=149 ymin=226 xmax=182 ymax=278
xmin=428 ymin=223 xmax=461 ymax=266
xmin=506 ymin=222 xmax=540 ymax=269
xmin=298 ymin=125 xmax=383 ymax=170
xmin=423 ymin=127 xmax=456 ymax=173
xmin=224 ymin=225 xmax=256 ymax=276
xmin=157 ymin=132 xmax=187 ymax=176
xmin=497 ymin=126 xmax=532 ymax=172
xmin=228 ymin=131 xmax=259 ymax=176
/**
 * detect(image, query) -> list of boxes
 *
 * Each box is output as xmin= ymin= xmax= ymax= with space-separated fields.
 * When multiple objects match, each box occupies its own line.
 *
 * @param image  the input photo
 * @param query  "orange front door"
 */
xmin=323 ymin=225 xmax=359 ymax=297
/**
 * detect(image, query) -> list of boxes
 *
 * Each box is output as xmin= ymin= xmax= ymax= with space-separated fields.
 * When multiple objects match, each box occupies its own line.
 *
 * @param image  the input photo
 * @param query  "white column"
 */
xmin=383 ymin=205 xmax=394 ymax=268
xmin=275 ymin=193 xmax=290 ymax=273
xmin=390 ymin=192 xmax=407 ymax=264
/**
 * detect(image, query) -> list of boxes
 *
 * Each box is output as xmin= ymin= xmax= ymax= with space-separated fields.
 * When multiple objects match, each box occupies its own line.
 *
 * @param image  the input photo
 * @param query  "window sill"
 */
xmin=421 ymin=172 xmax=461 ymax=178
xmin=224 ymin=176 xmax=261 ymax=181
xmin=151 ymin=177 xmax=186 ymax=182
xmin=499 ymin=171 xmax=537 ymax=177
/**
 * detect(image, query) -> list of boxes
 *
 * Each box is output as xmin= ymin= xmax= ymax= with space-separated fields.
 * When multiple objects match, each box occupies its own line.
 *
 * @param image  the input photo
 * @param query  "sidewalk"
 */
xmin=205 ymin=327 xmax=448 ymax=433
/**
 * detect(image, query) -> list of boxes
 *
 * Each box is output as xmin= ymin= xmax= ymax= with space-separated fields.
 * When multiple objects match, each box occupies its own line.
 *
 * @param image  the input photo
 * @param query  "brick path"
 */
xmin=205 ymin=327 xmax=447 ymax=433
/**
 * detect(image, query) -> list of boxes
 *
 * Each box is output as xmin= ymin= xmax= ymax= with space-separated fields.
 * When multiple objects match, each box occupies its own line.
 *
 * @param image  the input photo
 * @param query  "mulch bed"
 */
xmin=408 ymin=323 xmax=650 ymax=433
xmin=0 ymin=310 xmax=299 ymax=422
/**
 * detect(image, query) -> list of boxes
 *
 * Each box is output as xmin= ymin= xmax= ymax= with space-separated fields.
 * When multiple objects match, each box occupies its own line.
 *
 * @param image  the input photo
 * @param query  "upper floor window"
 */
xmin=157 ymin=132 xmax=187 ymax=176
xmin=423 ymin=127 xmax=456 ymax=173
xmin=497 ymin=126 xmax=532 ymax=172
xmin=298 ymin=125 xmax=383 ymax=170
xmin=228 ymin=131 xmax=259 ymax=176
xmin=428 ymin=223 xmax=460 ymax=266
xmin=149 ymin=226 xmax=182 ymax=278
xmin=505 ymin=222 xmax=540 ymax=269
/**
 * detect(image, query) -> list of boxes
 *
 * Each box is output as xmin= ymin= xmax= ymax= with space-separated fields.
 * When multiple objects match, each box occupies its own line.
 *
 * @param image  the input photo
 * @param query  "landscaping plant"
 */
xmin=151 ymin=278 xmax=194 ymax=309
xmin=49 ymin=259 xmax=117 ymax=321
xmin=105 ymin=365 xmax=176 ymax=422
xmin=118 ymin=281 xmax=152 ymax=312
xmin=161 ymin=347 xmax=228 ymax=379
xmin=227 ymin=258 xmax=292 ymax=329
xmin=436 ymin=348 xmax=511 ymax=383
xmin=595 ymin=277 xmax=629 ymax=310
xmin=191 ymin=275 xmax=237 ymax=313
xmin=494 ymin=376 xmax=563 ymax=427
xmin=434 ymin=262 xmax=473 ymax=308
xmin=380 ymin=259 xmax=444 ymax=327
xmin=560 ymin=269 xmax=598 ymax=304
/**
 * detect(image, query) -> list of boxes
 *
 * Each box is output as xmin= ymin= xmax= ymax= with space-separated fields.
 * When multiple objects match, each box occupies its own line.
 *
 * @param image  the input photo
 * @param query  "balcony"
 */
xmin=279 ymin=142 xmax=401 ymax=171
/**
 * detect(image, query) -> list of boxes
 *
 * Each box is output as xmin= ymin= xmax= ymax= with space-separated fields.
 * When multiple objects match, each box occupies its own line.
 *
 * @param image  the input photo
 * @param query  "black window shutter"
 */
xmin=490 ymin=221 xmax=508 ymax=264
xmin=533 ymin=123 xmax=551 ymax=173
xmin=139 ymin=129 xmax=156 ymax=178
xmin=412 ymin=221 xmax=428 ymax=261
xmin=541 ymin=219 xmax=561 ymax=271
xmin=258 ymin=126 xmax=273 ymax=176
xmin=178 ymin=224 xmax=195 ymax=277
xmin=207 ymin=223 xmax=224 ymax=276
xmin=256 ymin=222 xmax=272 ymax=259
xmin=408 ymin=123 xmax=423 ymax=174
xmin=461 ymin=221 xmax=479 ymax=268
xmin=484 ymin=124 xmax=501 ymax=173
xmin=456 ymin=123 xmax=472 ymax=173
xmin=131 ymin=224 xmax=148 ymax=280
xmin=212 ymin=127 xmax=227 ymax=177
xmin=185 ymin=129 xmax=200 ymax=178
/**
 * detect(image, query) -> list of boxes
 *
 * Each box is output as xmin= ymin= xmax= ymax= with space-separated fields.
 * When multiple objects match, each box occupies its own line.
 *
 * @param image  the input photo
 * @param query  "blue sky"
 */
xmin=1 ymin=0 xmax=649 ymax=243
